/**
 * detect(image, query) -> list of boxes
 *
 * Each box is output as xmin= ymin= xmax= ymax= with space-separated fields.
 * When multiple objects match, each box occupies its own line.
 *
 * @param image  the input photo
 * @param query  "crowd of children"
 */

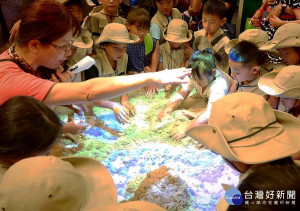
xmin=0 ymin=0 xmax=299 ymax=210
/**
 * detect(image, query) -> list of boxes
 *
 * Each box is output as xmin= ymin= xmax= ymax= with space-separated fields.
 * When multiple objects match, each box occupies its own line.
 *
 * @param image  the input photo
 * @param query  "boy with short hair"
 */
xmin=228 ymin=41 xmax=267 ymax=97
xmin=82 ymin=0 xmax=126 ymax=54
xmin=126 ymin=7 xmax=160 ymax=98
xmin=194 ymin=0 xmax=230 ymax=73
xmin=150 ymin=0 xmax=181 ymax=45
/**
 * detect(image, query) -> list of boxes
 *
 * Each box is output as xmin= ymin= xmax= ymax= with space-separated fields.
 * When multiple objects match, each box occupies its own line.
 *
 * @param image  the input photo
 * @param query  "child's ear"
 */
xmin=252 ymin=66 xmax=259 ymax=75
xmin=220 ymin=17 xmax=227 ymax=26
xmin=125 ymin=22 xmax=130 ymax=29
xmin=212 ymin=69 xmax=216 ymax=77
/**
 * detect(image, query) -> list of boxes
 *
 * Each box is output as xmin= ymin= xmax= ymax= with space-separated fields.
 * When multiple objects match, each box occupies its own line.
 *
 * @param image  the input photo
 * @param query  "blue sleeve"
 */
xmin=149 ymin=22 xmax=161 ymax=40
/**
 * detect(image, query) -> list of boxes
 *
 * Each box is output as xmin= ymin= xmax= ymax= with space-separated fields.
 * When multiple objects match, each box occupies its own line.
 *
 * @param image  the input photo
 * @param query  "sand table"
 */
xmin=56 ymin=88 xmax=240 ymax=210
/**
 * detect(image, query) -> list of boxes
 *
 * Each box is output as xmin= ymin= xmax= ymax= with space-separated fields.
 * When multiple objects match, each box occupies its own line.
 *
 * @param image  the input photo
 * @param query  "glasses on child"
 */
xmin=49 ymin=40 xmax=73 ymax=52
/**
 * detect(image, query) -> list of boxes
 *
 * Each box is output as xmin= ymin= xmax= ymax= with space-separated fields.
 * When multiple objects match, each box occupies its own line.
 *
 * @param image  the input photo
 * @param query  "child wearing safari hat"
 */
xmin=158 ymin=19 xmax=192 ymax=71
xmin=82 ymin=0 xmax=126 ymax=54
xmin=194 ymin=0 xmax=230 ymax=73
xmin=258 ymin=65 xmax=300 ymax=119
xmin=260 ymin=23 xmax=300 ymax=66
xmin=227 ymin=41 xmax=268 ymax=97
xmin=186 ymin=92 xmax=300 ymax=175
xmin=0 ymin=156 xmax=166 ymax=210
xmin=126 ymin=8 xmax=160 ymax=98
xmin=158 ymin=48 xmax=233 ymax=140
xmin=259 ymin=23 xmax=300 ymax=109
xmin=84 ymin=23 xmax=139 ymax=124
xmin=150 ymin=0 xmax=181 ymax=45
xmin=225 ymin=28 xmax=278 ymax=73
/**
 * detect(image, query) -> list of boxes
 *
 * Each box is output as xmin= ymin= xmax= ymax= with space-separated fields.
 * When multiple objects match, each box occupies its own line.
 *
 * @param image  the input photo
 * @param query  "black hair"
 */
xmin=203 ymin=0 xmax=226 ymax=19
xmin=0 ymin=96 xmax=62 ymax=163
xmin=229 ymin=41 xmax=261 ymax=68
xmin=189 ymin=48 xmax=216 ymax=79
xmin=127 ymin=7 xmax=151 ymax=30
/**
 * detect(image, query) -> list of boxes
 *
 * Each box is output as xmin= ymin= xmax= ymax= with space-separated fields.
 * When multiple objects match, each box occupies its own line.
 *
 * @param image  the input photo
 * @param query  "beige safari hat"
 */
xmin=258 ymin=65 xmax=300 ymax=99
xmin=225 ymin=29 xmax=269 ymax=54
xmin=186 ymin=92 xmax=300 ymax=164
xmin=56 ymin=0 xmax=93 ymax=18
xmin=95 ymin=23 xmax=139 ymax=45
xmin=0 ymin=156 xmax=166 ymax=211
xmin=163 ymin=19 xmax=192 ymax=43
xmin=72 ymin=35 xmax=93 ymax=49
xmin=260 ymin=23 xmax=300 ymax=50
xmin=192 ymin=35 xmax=213 ymax=51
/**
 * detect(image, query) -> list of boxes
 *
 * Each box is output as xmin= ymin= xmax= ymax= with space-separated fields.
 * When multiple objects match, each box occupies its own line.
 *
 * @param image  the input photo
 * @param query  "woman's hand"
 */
xmin=151 ymin=67 xmax=191 ymax=86
xmin=269 ymin=15 xmax=284 ymax=27
xmin=250 ymin=10 xmax=263 ymax=27
xmin=51 ymin=69 xmax=75 ymax=82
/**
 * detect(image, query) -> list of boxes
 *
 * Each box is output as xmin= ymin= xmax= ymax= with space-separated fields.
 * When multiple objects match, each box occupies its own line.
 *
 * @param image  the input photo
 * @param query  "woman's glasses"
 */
xmin=49 ymin=40 xmax=73 ymax=52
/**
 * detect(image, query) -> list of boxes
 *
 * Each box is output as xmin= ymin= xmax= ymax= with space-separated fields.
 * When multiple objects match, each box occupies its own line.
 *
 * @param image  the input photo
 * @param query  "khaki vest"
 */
xmin=82 ymin=9 xmax=126 ymax=54
xmin=94 ymin=49 xmax=127 ymax=77
xmin=151 ymin=8 xmax=181 ymax=44
xmin=160 ymin=42 xmax=185 ymax=70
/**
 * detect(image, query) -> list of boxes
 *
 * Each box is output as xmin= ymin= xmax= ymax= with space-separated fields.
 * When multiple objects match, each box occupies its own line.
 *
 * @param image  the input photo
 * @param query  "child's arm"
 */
xmin=267 ymin=96 xmax=280 ymax=109
xmin=121 ymin=94 xmax=136 ymax=116
xmin=229 ymin=80 xmax=238 ymax=93
xmin=158 ymin=87 xmax=191 ymax=121
xmin=93 ymin=100 xmax=130 ymax=124
xmin=145 ymin=40 xmax=160 ymax=98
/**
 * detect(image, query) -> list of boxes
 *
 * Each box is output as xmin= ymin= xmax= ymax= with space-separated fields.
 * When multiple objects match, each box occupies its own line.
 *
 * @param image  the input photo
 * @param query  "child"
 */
xmin=158 ymin=49 xmax=233 ymax=140
xmin=126 ymin=8 xmax=160 ymax=98
xmin=194 ymin=0 xmax=230 ymax=73
xmin=158 ymin=19 xmax=192 ymax=71
xmin=0 ymin=156 xmax=165 ymax=210
xmin=258 ymin=65 xmax=300 ymax=119
xmin=260 ymin=23 xmax=300 ymax=66
xmin=150 ymin=0 xmax=181 ymax=45
xmin=64 ymin=35 xmax=93 ymax=82
xmin=85 ymin=23 xmax=140 ymax=123
xmin=186 ymin=92 xmax=300 ymax=174
xmin=0 ymin=96 xmax=62 ymax=179
xmin=259 ymin=23 xmax=300 ymax=109
xmin=82 ymin=0 xmax=126 ymax=54
xmin=224 ymin=28 xmax=275 ymax=73
xmin=228 ymin=41 xmax=267 ymax=97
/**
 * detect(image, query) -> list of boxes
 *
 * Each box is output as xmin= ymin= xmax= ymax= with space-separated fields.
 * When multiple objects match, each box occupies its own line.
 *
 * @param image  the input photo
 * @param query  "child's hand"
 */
xmin=51 ymin=69 xmax=75 ymax=82
xmin=145 ymin=85 xmax=158 ymax=98
xmin=112 ymin=103 xmax=130 ymax=124
xmin=171 ymin=122 xmax=187 ymax=141
xmin=143 ymin=66 xmax=151 ymax=72
xmin=184 ymin=42 xmax=193 ymax=59
xmin=62 ymin=120 xmax=88 ymax=134
xmin=158 ymin=107 xmax=173 ymax=121
xmin=121 ymin=101 xmax=136 ymax=116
